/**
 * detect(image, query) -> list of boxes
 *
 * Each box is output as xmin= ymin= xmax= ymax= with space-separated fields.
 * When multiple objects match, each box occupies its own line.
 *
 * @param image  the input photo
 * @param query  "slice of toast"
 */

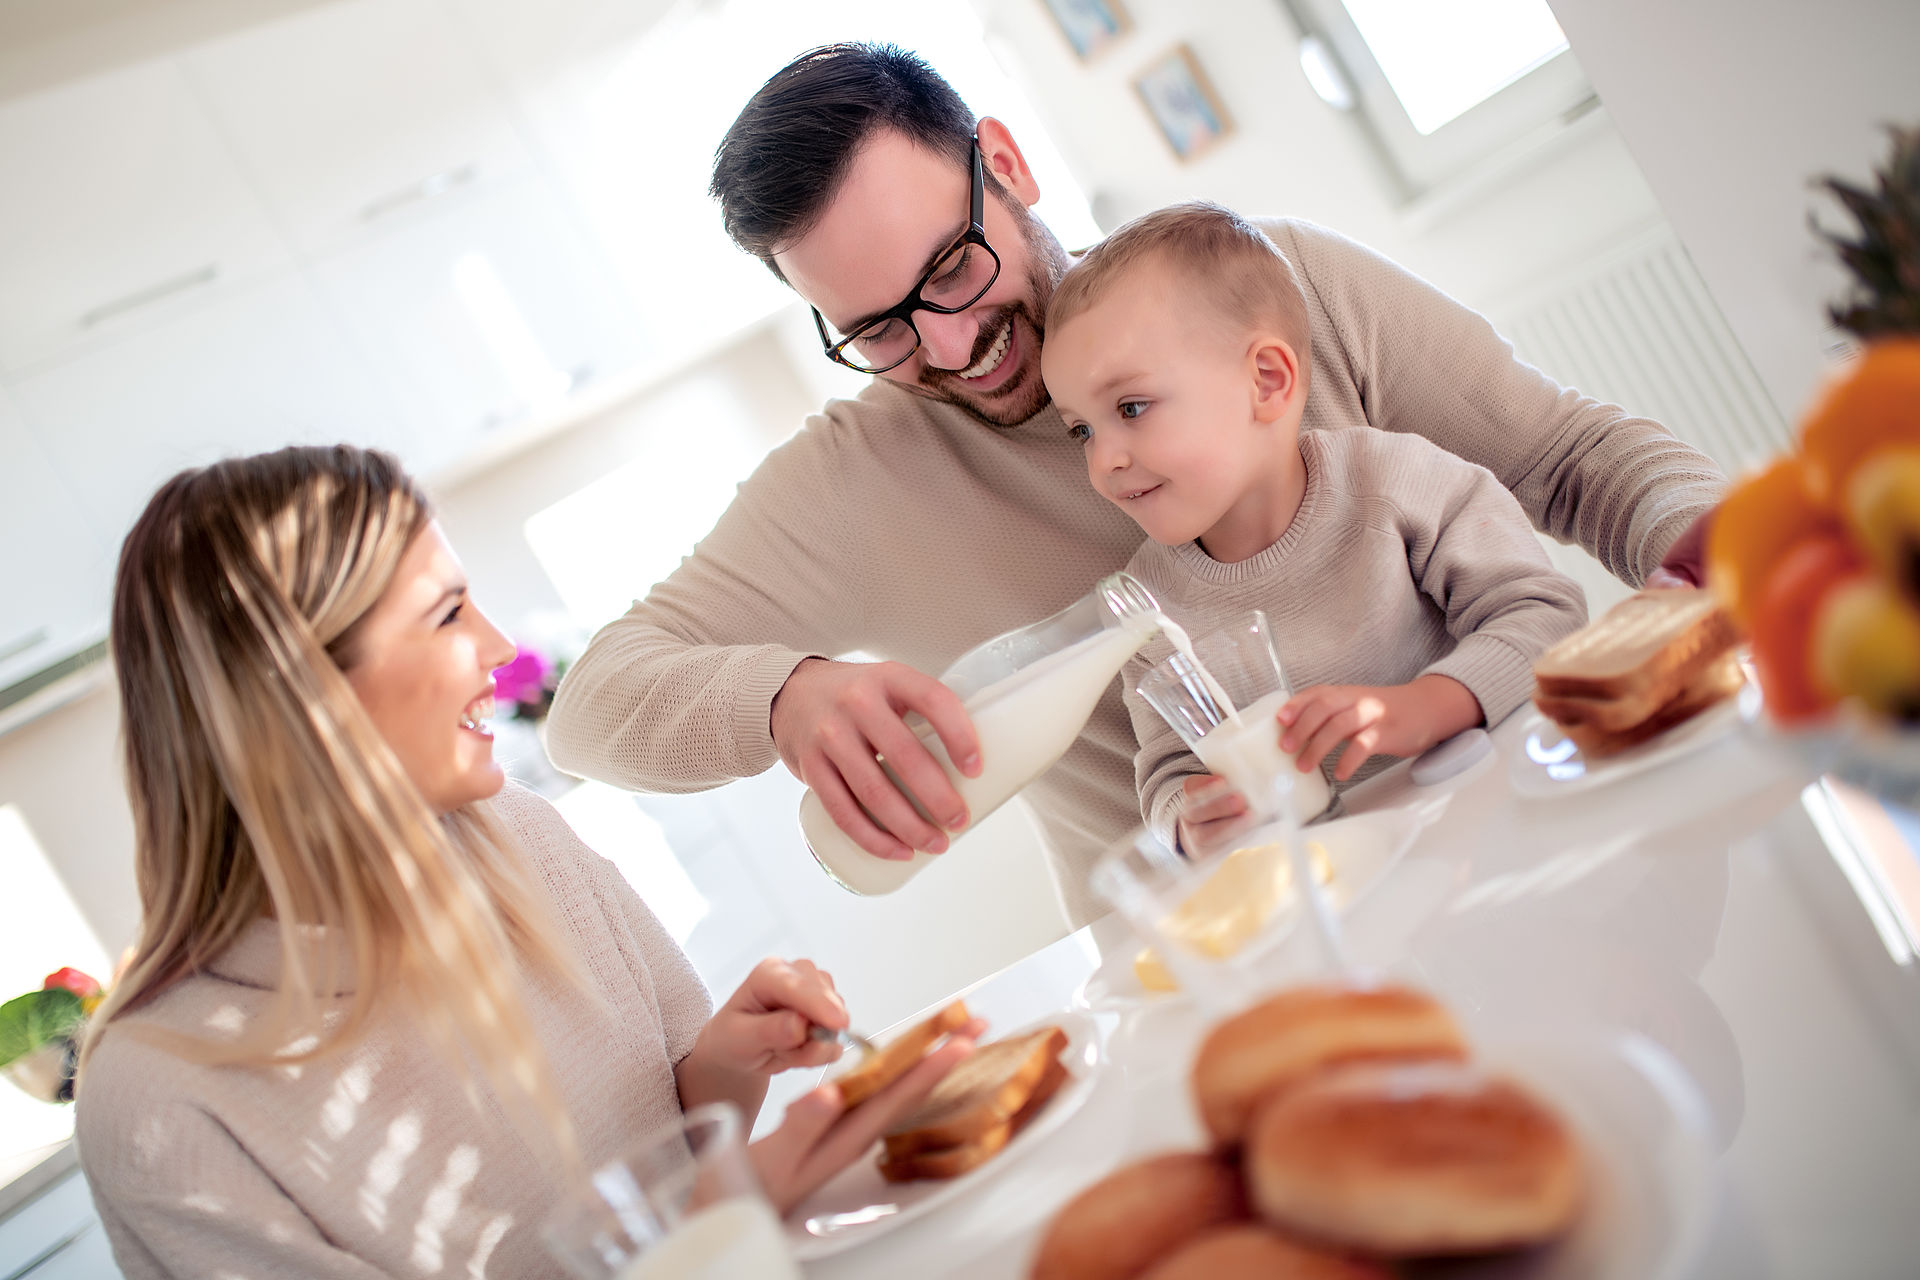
xmin=877 ymin=1053 xmax=1071 ymax=1183
xmin=1561 ymin=652 xmax=1745 ymax=757
xmin=833 ymin=1001 xmax=971 ymax=1109
xmin=881 ymin=1025 xmax=1070 ymax=1156
xmin=1533 ymin=589 xmax=1739 ymax=703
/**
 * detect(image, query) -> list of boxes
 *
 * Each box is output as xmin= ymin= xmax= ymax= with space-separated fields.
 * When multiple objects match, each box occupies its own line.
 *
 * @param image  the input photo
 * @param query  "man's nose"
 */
xmin=914 ymin=308 xmax=981 ymax=371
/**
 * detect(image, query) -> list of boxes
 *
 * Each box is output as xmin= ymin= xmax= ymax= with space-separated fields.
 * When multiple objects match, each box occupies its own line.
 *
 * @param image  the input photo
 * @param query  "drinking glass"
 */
xmin=1135 ymin=610 xmax=1333 ymax=826
xmin=544 ymin=1103 xmax=801 ymax=1280
xmin=1091 ymin=805 xmax=1331 ymax=1012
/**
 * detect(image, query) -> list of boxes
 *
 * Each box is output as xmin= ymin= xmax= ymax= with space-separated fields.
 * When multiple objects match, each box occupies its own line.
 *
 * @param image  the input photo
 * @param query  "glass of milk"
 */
xmin=1135 ymin=610 xmax=1333 ymax=827
xmin=544 ymin=1103 xmax=801 ymax=1280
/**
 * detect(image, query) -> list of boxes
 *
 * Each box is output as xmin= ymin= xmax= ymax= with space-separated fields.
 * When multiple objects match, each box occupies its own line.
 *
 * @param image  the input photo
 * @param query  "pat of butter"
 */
xmin=1133 ymin=841 xmax=1333 ymax=991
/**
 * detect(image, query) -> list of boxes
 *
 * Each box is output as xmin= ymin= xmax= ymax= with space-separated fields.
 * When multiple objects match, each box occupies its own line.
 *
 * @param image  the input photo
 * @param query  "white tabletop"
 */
xmin=799 ymin=709 xmax=1920 ymax=1280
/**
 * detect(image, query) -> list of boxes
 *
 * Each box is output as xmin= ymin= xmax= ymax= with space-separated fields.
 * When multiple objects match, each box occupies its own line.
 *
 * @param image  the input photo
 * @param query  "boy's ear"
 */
xmin=1249 ymin=337 xmax=1302 ymax=423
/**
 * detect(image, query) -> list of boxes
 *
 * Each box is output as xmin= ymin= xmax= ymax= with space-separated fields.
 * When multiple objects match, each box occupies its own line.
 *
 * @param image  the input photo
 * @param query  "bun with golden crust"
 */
xmin=1245 ymin=1059 xmax=1583 ymax=1255
xmin=1028 ymin=1152 xmax=1247 ymax=1280
xmin=1190 ymin=985 xmax=1467 ymax=1146
xmin=1136 ymin=1226 xmax=1393 ymax=1280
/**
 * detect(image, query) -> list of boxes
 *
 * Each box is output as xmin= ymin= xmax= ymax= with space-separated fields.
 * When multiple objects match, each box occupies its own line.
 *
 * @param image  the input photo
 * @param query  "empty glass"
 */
xmin=1135 ymin=610 xmax=1333 ymax=826
xmin=544 ymin=1103 xmax=801 ymax=1280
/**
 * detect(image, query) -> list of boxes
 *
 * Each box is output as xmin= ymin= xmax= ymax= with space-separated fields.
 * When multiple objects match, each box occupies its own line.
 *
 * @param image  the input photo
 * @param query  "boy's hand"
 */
xmin=1174 ymin=774 xmax=1252 ymax=858
xmin=1279 ymin=675 xmax=1482 ymax=781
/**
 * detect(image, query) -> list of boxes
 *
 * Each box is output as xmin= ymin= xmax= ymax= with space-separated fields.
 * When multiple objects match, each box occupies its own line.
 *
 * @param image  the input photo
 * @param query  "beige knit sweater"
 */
xmin=76 ymin=784 xmax=713 ymax=1280
xmin=1124 ymin=428 xmax=1588 ymax=844
xmin=546 ymin=218 xmax=1726 ymax=925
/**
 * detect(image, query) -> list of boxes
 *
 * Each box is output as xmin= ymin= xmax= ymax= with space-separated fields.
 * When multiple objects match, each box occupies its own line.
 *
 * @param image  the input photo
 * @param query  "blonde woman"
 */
xmin=76 ymin=445 xmax=979 ymax=1278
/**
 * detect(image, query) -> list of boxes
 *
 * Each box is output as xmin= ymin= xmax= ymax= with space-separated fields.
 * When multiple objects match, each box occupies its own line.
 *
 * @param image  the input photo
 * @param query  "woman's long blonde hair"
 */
xmin=83 ymin=445 xmax=579 ymax=1153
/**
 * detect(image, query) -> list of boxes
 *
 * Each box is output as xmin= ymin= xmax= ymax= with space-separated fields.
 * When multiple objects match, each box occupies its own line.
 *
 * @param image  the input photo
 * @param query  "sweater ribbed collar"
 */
xmin=1164 ymin=432 xmax=1327 ymax=586
xmin=206 ymin=917 xmax=358 ymax=996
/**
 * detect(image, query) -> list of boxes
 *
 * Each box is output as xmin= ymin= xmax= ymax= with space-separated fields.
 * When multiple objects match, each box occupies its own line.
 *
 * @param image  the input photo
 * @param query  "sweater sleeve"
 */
xmin=1273 ymin=220 xmax=1726 ymax=586
xmin=1382 ymin=442 xmax=1590 ymax=725
xmin=544 ymin=407 xmax=868 ymax=794
xmin=80 ymin=1095 xmax=387 ymax=1280
xmin=1122 ymin=644 xmax=1206 ymax=851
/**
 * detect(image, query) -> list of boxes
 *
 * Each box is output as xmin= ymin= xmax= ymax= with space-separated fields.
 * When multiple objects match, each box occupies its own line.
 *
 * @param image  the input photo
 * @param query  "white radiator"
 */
xmin=1488 ymin=223 xmax=1791 ymax=477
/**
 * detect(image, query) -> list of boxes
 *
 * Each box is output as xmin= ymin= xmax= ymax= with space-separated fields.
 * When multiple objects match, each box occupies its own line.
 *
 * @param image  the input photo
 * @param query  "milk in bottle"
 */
xmin=798 ymin=574 xmax=1160 ymax=894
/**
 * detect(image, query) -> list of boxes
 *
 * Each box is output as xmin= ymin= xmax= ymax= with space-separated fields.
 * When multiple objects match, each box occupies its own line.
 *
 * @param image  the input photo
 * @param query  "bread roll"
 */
xmin=1028 ymin=1152 xmax=1246 ymax=1280
xmin=1246 ymin=1060 xmax=1583 ymax=1255
xmin=1136 ymin=1226 xmax=1392 ymax=1280
xmin=1190 ymin=984 xmax=1466 ymax=1146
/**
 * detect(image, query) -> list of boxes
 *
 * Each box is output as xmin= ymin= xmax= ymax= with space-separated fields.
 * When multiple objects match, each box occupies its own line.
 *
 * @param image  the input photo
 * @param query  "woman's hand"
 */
xmin=1280 ymin=675 xmax=1482 ymax=781
xmin=749 ymin=1018 xmax=986 ymax=1214
xmin=675 ymin=958 xmax=854 ymax=1124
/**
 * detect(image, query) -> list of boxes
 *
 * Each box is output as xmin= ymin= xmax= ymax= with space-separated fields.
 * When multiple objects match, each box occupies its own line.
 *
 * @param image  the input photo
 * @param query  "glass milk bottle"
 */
xmin=799 ymin=573 xmax=1161 ymax=894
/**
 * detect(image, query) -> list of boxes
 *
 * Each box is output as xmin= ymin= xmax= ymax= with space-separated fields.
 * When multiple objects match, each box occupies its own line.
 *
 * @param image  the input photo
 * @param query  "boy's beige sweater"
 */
xmin=547 ymin=218 xmax=1726 ymax=924
xmin=1124 ymin=428 xmax=1588 ymax=844
xmin=77 ymin=784 xmax=713 ymax=1279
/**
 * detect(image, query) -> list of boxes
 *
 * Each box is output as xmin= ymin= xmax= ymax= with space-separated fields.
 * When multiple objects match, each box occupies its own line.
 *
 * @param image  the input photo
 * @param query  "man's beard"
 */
xmin=910 ymin=202 xmax=1073 ymax=430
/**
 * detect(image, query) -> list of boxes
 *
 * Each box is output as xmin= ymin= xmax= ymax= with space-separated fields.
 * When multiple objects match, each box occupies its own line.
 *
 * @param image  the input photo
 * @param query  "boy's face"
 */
xmin=1043 ymin=265 xmax=1284 ymax=548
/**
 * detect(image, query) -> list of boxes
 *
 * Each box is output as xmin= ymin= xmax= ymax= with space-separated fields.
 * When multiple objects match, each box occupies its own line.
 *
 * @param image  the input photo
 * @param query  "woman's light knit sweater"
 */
xmin=76 ymin=784 xmax=713 ymax=1279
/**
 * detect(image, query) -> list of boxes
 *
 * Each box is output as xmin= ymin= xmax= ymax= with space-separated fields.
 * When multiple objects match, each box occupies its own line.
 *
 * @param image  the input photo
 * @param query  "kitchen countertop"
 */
xmin=0 ymin=1140 xmax=77 ymax=1222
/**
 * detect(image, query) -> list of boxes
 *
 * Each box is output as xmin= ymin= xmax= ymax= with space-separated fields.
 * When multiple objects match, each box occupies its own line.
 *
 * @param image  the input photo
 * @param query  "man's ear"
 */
xmin=1250 ymin=337 xmax=1302 ymax=423
xmin=976 ymin=117 xmax=1042 ymax=207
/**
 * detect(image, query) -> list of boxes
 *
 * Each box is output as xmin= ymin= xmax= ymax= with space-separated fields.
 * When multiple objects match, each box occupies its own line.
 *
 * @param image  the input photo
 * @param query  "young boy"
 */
xmin=1042 ymin=202 xmax=1587 ymax=851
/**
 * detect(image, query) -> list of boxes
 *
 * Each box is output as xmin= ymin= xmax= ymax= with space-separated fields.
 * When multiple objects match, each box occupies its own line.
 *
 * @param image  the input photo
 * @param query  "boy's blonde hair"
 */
xmin=1049 ymin=201 xmax=1311 ymax=362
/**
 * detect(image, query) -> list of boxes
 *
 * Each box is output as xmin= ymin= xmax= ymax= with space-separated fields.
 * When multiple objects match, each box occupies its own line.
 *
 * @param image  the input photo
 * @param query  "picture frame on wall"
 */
xmin=1039 ymin=0 xmax=1131 ymax=61
xmin=1133 ymin=44 xmax=1234 ymax=162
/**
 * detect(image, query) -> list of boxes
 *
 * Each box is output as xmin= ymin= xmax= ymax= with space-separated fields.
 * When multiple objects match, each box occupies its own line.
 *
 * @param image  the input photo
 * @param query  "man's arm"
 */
xmin=1271 ymin=219 xmax=1727 ymax=586
xmin=545 ymin=418 xmax=861 ymax=793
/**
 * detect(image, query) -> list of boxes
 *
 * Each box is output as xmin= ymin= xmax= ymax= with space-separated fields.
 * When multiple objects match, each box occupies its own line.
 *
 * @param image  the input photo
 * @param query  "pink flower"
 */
xmin=42 ymin=968 xmax=101 ymax=1001
xmin=493 ymin=650 xmax=553 ymax=707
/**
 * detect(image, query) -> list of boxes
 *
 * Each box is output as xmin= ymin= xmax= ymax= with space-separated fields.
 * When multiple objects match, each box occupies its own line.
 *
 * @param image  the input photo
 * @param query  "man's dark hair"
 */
xmin=710 ymin=43 xmax=977 ymax=281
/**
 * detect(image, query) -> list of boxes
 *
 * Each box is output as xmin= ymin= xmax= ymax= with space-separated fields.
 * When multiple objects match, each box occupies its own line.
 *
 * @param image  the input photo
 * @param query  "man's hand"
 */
xmin=1647 ymin=507 xmax=1716 ymax=590
xmin=771 ymin=658 xmax=981 ymax=861
xmin=1279 ymin=675 xmax=1482 ymax=781
xmin=748 ymin=1018 xmax=985 ymax=1213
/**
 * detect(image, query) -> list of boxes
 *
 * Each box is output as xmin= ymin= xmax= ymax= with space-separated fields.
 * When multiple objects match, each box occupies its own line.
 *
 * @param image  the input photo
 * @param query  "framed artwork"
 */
xmin=1039 ymin=0 xmax=1131 ymax=61
xmin=1133 ymin=44 xmax=1234 ymax=162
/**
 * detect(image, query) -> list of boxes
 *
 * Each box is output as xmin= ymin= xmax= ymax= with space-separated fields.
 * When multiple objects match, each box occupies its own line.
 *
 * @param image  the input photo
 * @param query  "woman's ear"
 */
xmin=1249 ymin=337 xmax=1302 ymax=423
xmin=976 ymin=117 xmax=1042 ymax=207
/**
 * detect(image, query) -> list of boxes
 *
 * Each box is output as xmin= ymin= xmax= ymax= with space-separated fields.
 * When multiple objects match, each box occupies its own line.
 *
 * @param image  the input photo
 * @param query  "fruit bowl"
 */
xmin=1738 ymin=682 xmax=1920 ymax=809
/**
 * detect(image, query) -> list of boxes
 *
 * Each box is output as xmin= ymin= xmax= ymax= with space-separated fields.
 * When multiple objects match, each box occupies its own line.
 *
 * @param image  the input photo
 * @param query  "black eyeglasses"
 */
xmin=812 ymin=138 xmax=1002 ymax=375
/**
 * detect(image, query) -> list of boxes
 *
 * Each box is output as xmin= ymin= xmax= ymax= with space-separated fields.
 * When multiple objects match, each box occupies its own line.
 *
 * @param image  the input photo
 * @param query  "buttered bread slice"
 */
xmin=1533 ymin=588 xmax=1738 ymax=706
xmin=882 ymin=1024 xmax=1069 ymax=1157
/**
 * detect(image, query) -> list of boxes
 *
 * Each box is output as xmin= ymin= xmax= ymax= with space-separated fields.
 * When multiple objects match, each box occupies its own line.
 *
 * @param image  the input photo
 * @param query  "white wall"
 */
xmin=1544 ymin=0 xmax=1920 ymax=423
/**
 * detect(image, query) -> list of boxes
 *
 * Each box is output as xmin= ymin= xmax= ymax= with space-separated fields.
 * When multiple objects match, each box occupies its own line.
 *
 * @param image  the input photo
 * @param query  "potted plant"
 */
xmin=0 ymin=968 xmax=104 ymax=1104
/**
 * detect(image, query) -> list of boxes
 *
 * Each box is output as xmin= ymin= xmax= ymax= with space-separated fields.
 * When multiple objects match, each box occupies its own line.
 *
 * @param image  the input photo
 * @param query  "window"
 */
xmin=1285 ymin=0 xmax=1597 ymax=196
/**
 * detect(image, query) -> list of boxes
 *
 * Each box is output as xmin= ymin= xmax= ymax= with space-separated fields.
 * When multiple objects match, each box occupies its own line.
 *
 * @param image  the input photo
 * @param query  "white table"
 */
xmin=803 ymin=710 xmax=1920 ymax=1280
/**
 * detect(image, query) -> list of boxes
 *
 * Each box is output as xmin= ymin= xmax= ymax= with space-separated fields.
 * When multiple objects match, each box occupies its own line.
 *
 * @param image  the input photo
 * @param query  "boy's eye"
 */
xmin=1118 ymin=400 xmax=1148 ymax=420
xmin=1067 ymin=422 xmax=1091 ymax=443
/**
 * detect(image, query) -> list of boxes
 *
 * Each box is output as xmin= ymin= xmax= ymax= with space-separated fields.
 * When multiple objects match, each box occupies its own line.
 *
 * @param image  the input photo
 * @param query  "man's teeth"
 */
xmin=960 ymin=319 xmax=1012 ymax=380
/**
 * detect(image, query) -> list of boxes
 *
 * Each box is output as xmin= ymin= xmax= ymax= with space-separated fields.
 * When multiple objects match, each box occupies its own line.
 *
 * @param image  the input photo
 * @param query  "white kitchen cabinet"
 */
xmin=182 ymin=0 xmax=535 ymax=258
xmin=0 ymin=394 xmax=113 ymax=693
xmin=311 ymin=174 xmax=650 ymax=477
xmin=9 ymin=272 xmax=414 ymax=550
xmin=0 ymin=1167 xmax=124 ymax=1280
xmin=0 ymin=60 xmax=291 ymax=377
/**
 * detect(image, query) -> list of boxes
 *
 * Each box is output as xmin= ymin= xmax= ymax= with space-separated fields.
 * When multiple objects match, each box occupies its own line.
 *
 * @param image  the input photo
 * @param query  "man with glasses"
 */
xmin=547 ymin=43 xmax=1725 ymax=925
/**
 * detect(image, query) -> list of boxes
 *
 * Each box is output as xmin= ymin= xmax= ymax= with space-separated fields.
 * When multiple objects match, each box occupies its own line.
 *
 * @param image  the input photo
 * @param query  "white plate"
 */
xmin=1407 ymin=1029 xmax=1718 ymax=1280
xmin=1506 ymin=699 xmax=1742 ymax=799
xmin=1072 ymin=807 xmax=1424 ymax=1012
xmin=785 ymin=1009 xmax=1104 ymax=1262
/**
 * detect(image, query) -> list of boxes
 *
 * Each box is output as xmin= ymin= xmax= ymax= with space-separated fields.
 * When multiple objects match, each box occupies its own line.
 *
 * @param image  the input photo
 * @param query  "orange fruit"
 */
xmin=1705 ymin=456 xmax=1841 ymax=629
xmin=1749 ymin=532 xmax=1868 ymax=723
xmin=1799 ymin=338 xmax=1920 ymax=504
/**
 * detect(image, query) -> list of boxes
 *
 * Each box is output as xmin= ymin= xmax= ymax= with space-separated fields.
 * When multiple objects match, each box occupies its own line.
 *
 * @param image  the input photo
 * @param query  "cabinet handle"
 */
xmin=0 ymin=627 xmax=49 ymax=665
xmin=80 ymin=265 xmax=218 ymax=330
xmin=7 ymin=1220 xmax=94 ymax=1280
xmin=359 ymin=164 xmax=478 ymax=224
